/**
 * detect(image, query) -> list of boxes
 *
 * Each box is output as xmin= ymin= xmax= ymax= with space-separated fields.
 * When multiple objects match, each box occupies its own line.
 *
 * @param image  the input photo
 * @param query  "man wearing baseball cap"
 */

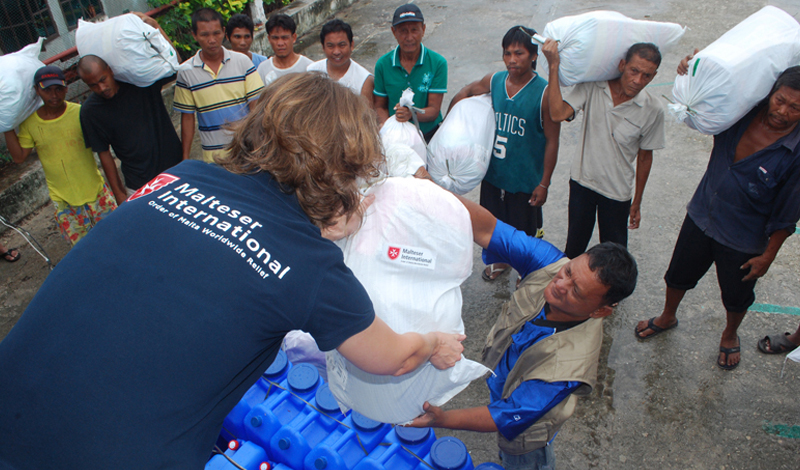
xmin=3 ymin=65 xmax=117 ymax=246
xmin=374 ymin=3 xmax=448 ymax=141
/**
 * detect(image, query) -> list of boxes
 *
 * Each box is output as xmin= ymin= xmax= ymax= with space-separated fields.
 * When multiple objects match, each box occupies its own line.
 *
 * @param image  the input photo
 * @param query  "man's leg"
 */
xmin=713 ymin=241 xmax=759 ymax=369
xmin=596 ymin=194 xmax=631 ymax=247
xmin=479 ymin=181 xmax=509 ymax=279
xmin=636 ymin=215 xmax=713 ymax=338
xmin=564 ymin=180 xmax=597 ymax=259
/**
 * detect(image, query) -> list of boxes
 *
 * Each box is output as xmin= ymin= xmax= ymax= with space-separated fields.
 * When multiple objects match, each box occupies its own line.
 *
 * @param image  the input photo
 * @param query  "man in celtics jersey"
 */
xmin=449 ymin=26 xmax=561 ymax=283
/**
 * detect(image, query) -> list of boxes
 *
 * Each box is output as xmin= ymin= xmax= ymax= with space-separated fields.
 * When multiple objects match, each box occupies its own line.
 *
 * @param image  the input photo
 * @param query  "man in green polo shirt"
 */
xmin=373 ymin=3 xmax=447 ymax=142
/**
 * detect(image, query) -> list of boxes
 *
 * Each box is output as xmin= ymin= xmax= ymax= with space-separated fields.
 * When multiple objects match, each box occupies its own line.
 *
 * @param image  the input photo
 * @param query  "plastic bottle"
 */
xmin=205 ymin=440 xmax=271 ymax=470
xmin=417 ymin=436 xmax=474 ymax=470
xmin=220 ymin=350 xmax=292 ymax=443
xmin=474 ymin=463 xmax=505 ymax=470
xmin=303 ymin=411 xmax=392 ymax=470
xmin=244 ymin=363 xmax=322 ymax=457
xmin=269 ymin=383 xmax=347 ymax=469
xmin=352 ymin=426 xmax=437 ymax=470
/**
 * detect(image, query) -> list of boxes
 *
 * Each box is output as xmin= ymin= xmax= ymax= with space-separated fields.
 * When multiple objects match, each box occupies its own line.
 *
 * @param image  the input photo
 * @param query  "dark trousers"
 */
xmin=564 ymin=179 xmax=630 ymax=259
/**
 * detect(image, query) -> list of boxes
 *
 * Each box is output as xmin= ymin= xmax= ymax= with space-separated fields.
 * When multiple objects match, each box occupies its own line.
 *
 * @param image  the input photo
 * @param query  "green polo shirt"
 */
xmin=374 ymin=44 xmax=447 ymax=134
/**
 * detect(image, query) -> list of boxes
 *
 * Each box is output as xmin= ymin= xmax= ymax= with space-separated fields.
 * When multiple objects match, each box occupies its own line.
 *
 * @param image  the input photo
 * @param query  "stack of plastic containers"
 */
xmin=303 ymin=411 xmax=391 ymax=470
xmin=245 ymin=363 xmax=323 ymax=456
xmin=206 ymin=440 xmax=270 ymax=470
xmin=352 ymin=426 xmax=436 ymax=470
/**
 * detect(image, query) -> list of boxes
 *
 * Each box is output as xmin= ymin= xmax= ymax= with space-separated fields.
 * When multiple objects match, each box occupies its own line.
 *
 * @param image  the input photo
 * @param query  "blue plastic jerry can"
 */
xmin=352 ymin=426 xmax=437 ymax=470
xmin=221 ymin=350 xmax=292 ymax=442
xmin=304 ymin=411 xmax=392 ymax=470
xmin=269 ymin=383 xmax=347 ymax=469
xmin=474 ymin=463 xmax=505 ymax=469
xmin=205 ymin=440 xmax=271 ymax=470
xmin=245 ymin=363 xmax=322 ymax=456
xmin=418 ymin=436 xmax=474 ymax=470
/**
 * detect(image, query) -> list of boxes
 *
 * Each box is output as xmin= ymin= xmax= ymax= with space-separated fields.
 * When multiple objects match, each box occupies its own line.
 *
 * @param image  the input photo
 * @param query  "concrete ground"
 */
xmin=2 ymin=0 xmax=800 ymax=468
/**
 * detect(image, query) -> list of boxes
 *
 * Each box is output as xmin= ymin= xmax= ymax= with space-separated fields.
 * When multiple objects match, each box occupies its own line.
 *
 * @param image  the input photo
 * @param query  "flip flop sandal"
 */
xmin=1 ymin=249 xmax=20 ymax=263
xmin=634 ymin=317 xmax=678 ymax=340
xmin=717 ymin=336 xmax=741 ymax=371
xmin=482 ymin=264 xmax=509 ymax=282
xmin=757 ymin=333 xmax=799 ymax=354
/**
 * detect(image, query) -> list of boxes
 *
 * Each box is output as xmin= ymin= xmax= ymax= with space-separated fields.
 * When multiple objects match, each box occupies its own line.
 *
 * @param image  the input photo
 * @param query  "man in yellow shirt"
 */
xmin=4 ymin=66 xmax=116 ymax=245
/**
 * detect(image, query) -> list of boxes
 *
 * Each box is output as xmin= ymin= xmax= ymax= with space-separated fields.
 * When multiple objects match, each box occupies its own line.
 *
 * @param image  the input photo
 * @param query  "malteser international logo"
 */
xmin=128 ymin=173 xmax=180 ymax=201
xmin=387 ymin=246 xmax=401 ymax=260
xmin=385 ymin=244 xmax=436 ymax=270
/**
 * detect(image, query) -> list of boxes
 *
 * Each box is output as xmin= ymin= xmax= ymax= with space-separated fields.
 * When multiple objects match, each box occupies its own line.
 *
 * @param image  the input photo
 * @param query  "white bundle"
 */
xmin=383 ymin=143 xmax=426 ymax=177
xmin=76 ymin=14 xmax=179 ymax=87
xmin=380 ymin=88 xmax=427 ymax=161
xmin=327 ymin=177 xmax=489 ymax=424
xmin=428 ymin=94 xmax=494 ymax=195
xmin=0 ymin=38 xmax=45 ymax=132
xmin=538 ymin=11 xmax=686 ymax=86
xmin=671 ymin=6 xmax=800 ymax=135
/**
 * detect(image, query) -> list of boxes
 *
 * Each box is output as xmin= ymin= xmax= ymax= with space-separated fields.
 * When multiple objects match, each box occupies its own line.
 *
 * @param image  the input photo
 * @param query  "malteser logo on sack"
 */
xmin=128 ymin=173 xmax=180 ymax=201
xmin=385 ymin=244 xmax=436 ymax=270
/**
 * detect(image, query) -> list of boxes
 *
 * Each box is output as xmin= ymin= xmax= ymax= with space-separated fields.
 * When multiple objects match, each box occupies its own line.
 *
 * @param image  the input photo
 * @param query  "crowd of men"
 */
xmin=1 ymin=3 xmax=799 ymax=470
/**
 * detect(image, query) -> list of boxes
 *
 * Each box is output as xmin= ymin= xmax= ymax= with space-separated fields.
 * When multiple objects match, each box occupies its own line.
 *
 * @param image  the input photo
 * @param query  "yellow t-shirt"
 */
xmin=18 ymin=102 xmax=104 ymax=206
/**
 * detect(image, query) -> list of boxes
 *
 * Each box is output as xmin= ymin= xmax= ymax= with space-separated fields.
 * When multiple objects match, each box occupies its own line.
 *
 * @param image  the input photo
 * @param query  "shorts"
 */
xmin=54 ymin=184 xmax=117 ymax=245
xmin=480 ymin=180 xmax=543 ymax=238
xmin=664 ymin=214 xmax=759 ymax=313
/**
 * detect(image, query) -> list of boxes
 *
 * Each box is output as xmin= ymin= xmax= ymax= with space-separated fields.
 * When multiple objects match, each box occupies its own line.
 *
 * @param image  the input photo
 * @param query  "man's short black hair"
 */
xmin=764 ymin=66 xmax=800 ymax=104
xmin=625 ymin=43 xmax=662 ymax=68
xmin=320 ymin=19 xmax=353 ymax=45
xmin=585 ymin=242 xmax=638 ymax=306
xmin=191 ymin=8 xmax=224 ymax=34
xmin=502 ymin=25 xmax=538 ymax=57
xmin=267 ymin=14 xmax=296 ymax=35
xmin=226 ymin=13 xmax=254 ymax=38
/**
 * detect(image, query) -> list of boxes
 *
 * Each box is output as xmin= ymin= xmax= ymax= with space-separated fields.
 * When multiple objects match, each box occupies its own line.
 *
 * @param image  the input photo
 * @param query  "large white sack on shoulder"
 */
xmin=384 ymin=143 xmax=426 ymax=177
xmin=428 ymin=94 xmax=494 ymax=195
xmin=76 ymin=14 xmax=179 ymax=87
xmin=0 ymin=38 xmax=45 ymax=132
xmin=327 ymin=177 xmax=490 ymax=424
xmin=670 ymin=6 xmax=800 ymax=135
xmin=538 ymin=11 xmax=685 ymax=86
xmin=380 ymin=116 xmax=427 ymax=161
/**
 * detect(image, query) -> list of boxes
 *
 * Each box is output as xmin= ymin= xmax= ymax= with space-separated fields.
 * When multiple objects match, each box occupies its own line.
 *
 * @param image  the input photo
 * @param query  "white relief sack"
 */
xmin=0 ymin=38 xmax=45 ymax=132
xmin=538 ymin=11 xmax=686 ymax=86
xmin=77 ymin=14 xmax=179 ymax=87
xmin=327 ymin=177 xmax=490 ymax=424
xmin=428 ymin=94 xmax=494 ymax=195
xmin=380 ymin=88 xmax=427 ymax=161
xmin=670 ymin=6 xmax=800 ymax=135
xmin=383 ymin=143 xmax=426 ymax=178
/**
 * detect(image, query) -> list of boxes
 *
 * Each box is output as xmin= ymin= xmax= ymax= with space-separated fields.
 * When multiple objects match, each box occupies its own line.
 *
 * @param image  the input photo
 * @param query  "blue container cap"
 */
xmin=287 ymin=363 xmax=320 ymax=393
xmin=315 ymin=384 xmax=340 ymax=414
xmin=351 ymin=411 xmax=382 ymax=432
xmin=263 ymin=349 xmax=289 ymax=378
xmin=395 ymin=426 xmax=431 ymax=446
xmin=430 ymin=437 xmax=468 ymax=470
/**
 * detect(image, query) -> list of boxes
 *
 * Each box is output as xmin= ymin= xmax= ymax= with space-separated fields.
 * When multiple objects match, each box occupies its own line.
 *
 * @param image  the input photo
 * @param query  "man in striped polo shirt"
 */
xmin=174 ymin=8 xmax=264 ymax=162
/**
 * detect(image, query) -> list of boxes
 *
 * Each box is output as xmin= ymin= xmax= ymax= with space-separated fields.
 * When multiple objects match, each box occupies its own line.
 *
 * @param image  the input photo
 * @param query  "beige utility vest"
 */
xmin=481 ymin=257 xmax=604 ymax=455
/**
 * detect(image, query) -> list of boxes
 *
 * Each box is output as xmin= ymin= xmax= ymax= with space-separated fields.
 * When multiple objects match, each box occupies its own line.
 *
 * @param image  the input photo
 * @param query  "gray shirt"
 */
xmin=565 ymin=81 xmax=665 ymax=201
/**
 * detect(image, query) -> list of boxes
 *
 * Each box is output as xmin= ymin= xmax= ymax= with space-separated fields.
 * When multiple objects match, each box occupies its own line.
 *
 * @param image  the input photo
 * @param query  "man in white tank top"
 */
xmin=257 ymin=14 xmax=312 ymax=85
xmin=307 ymin=19 xmax=374 ymax=106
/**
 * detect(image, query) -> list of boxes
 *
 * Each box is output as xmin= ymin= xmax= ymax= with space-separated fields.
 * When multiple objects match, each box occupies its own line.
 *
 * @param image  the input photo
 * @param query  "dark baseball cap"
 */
xmin=392 ymin=4 xmax=424 ymax=26
xmin=33 ymin=66 xmax=67 ymax=89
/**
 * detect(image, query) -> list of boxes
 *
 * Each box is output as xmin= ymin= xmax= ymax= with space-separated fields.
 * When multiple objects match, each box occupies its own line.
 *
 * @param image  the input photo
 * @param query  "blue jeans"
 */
xmin=499 ymin=444 xmax=555 ymax=470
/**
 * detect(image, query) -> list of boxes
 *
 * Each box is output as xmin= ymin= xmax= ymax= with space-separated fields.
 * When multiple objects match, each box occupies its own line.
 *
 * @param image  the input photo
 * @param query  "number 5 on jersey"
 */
xmin=493 ymin=135 xmax=508 ymax=159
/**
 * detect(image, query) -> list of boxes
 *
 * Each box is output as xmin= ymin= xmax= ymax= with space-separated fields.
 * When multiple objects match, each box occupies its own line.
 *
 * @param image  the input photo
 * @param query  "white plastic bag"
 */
xmin=383 ymin=143 xmax=426 ymax=177
xmin=538 ymin=11 xmax=686 ymax=86
xmin=327 ymin=177 xmax=490 ymax=424
xmin=670 ymin=6 xmax=800 ymax=135
xmin=380 ymin=116 xmax=427 ymax=162
xmin=428 ymin=94 xmax=494 ymax=195
xmin=0 ymin=38 xmax=45 ymax=132
xmin=76 ymin=14 xmax=179 ymax=87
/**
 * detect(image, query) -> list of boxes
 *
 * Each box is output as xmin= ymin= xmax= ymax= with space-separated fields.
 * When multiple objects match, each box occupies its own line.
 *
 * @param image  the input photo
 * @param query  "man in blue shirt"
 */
xmin=635 ymin=64 xmax=800 ymax=370
xmin=410 ymin=195 xmax=638 ymax=470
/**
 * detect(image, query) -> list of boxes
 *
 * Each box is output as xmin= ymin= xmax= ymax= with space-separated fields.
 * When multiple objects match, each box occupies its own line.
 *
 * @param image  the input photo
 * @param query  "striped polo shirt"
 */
xmin=174 ymin=48 xmax=264 ymax=157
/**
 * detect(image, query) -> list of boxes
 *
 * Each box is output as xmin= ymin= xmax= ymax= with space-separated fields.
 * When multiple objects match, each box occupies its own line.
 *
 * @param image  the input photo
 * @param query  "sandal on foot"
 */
xmin=717 ymin=336 xmax=741 ymax=371
xmin=1 ymin=249 xmax=20 ymax=263
xmin=482 ymin=264 xmax=509 ymax=282
xmin=634 ymin=317 xmax=678 ymax=340
xmin=757 ymin=333 xmax=799 ymax=354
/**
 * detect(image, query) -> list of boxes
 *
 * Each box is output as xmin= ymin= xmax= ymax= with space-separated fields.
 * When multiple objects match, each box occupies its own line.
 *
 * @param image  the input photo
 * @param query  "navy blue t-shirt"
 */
xmin=0 ymin=161 xmax=375 ymax=469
